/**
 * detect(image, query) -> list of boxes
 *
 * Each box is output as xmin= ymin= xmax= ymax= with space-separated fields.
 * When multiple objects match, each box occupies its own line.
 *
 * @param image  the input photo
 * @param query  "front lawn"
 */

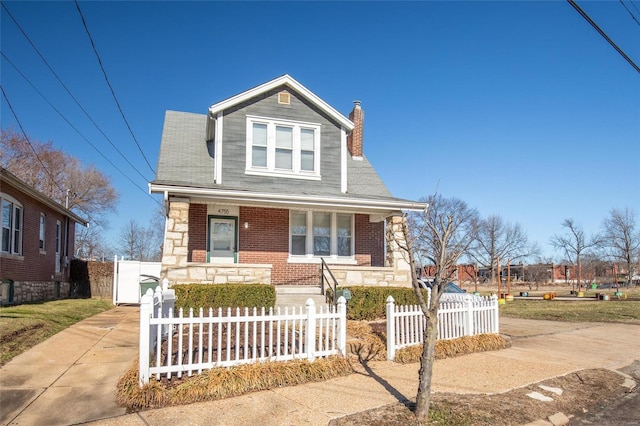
xmin=0 ymin=298 xmax=113 ymax=366
xmin=499 ymin=299 xmax=640 ymax=323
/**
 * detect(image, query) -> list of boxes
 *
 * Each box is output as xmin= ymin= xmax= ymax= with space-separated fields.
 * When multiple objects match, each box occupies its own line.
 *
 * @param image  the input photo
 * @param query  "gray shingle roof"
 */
xmin=154 ymin=111 xmax=213 ymax=186
xmin=153 ymin=110 xmax=415 ymax=206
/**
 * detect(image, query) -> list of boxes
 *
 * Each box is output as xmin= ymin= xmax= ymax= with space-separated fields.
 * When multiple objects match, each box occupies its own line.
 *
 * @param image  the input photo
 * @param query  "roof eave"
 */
xmin=1 ymin=168 xmax=89 ymax=226
xmin=149 ymin=183 xmax=426 ymax=213
xmin=208 ymin=74 xmax=355 ymax=131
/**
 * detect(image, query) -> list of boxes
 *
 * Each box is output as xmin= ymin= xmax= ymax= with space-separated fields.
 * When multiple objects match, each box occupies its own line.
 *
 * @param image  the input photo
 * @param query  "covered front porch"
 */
xmin=159 ymin=193 xmax=423 ymax=288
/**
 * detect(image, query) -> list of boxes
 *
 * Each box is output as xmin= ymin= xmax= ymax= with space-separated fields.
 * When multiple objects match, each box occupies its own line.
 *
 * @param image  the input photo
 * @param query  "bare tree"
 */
xmin=402 ymin=195 xmax=479 ymax=421
xmin=0 ymin=129 xmax=118 ymax=225
xmin=117 ymin=219 xmax=162 ymax=261
xmin=467 ymin=214 xmax=539 ymax=283
xmin=524 ymin=263 xmax=553 ymax=290
xmin=75 ymin=225 xmax=111 ymax=260
xmin=601 ymin=207 xmax=639 ymax=287
xmin=550 ymin=218 xmax=601 ymax=291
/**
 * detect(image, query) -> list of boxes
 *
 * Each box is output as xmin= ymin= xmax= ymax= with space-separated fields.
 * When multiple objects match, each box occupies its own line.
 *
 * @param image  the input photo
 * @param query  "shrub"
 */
xmin=172 ymin=284 xmax=276 ymax=311
xmin=117 ymin=356 xmax=353 ymax=410
xmin=330 ymin=286 xmax=425 ymax=320
xmin=394 ymin=334 xmax=511 ymax=363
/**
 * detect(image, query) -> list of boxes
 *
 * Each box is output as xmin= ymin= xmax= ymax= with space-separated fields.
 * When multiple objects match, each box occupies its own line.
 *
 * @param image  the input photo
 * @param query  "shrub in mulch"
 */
xmin=394 ymin=333 xmax=511 ymax=364
xmin=347 ymin=321 xmax=511 ymax=364
xmin=116 ymin=356 xmax=353 ymax=411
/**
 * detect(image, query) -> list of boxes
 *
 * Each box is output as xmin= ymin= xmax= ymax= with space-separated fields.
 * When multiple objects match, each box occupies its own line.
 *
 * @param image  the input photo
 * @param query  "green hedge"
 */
xmin=172 ymin=284 xmax=276 ymax=311
xmin=330 ymin=286 xmax=425 ymax=321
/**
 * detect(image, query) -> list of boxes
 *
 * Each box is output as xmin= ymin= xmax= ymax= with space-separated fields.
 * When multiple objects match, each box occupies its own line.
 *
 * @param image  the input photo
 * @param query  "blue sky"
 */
xmin=2 ymin=1 xmax=639 ymax=260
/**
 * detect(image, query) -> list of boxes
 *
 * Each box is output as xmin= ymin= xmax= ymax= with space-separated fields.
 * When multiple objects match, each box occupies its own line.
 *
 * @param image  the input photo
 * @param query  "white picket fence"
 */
xmin=386 ymin=292 xmax=499 ymax=360
xmin=139 ymin=287 xmax=347 ymax=385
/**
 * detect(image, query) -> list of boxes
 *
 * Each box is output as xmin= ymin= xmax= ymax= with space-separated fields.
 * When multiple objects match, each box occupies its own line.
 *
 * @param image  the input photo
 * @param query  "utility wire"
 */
xmin=2 ymin=52 xmax=161 ymax=206
xmin=1 ymin=85 xmax=68 ymax=199
xmin=74 ymin=0 xmax=156 ymax=175
xmin=567 ymin=0 xmax=640 ymax=74
xmin=1 ymin=2 xmax=152 ymax=184
xmin=631 ymin=0 xmax=640 ymax=15
xmin=619 ymin=0 xmax=640 ymax=28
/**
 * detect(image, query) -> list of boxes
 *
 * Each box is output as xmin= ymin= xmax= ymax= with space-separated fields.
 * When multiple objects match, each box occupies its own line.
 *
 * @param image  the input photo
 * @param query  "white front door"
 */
xmin=208 ymin=217 xmax=237 ymax=263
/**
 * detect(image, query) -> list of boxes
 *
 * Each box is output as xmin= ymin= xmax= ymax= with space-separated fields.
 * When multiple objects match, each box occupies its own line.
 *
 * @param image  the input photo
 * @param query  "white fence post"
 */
xmin=139 ymin=289 xmax=153 ymax=386
xmin=112 ymin=255 xmax=118 ymax=305
xmin=336 ymin=296 xmax=347 ymax=356
xmin=386 ymin=295 xmax=396 ymax=361
xmin=491 ymin=294 xmax=499 ymax=334
xmin=305 ymin=298 xmax=316 ymax=362
xmin=464 ymin=294 xmax=474 ymax=336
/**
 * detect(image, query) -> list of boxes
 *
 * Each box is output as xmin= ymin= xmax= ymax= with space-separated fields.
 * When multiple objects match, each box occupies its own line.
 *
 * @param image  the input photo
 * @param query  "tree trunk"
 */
xmin=414 ymin=310 xmax=438 ymax=421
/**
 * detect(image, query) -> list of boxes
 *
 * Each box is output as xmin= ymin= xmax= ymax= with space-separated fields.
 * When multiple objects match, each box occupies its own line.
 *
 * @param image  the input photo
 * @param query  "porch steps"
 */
xmin=275 ymin=286 xmax=329 ymax=309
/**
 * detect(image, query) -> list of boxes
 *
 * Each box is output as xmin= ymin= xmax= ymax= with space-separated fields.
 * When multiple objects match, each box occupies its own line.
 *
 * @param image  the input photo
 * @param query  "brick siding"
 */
xmin=188 ymin=204 xmax=207 ymax=262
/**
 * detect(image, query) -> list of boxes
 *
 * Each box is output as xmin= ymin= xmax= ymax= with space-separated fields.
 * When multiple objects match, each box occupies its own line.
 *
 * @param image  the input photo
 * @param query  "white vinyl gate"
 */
xmin=112 ymin=256 xmax=162 ymax=304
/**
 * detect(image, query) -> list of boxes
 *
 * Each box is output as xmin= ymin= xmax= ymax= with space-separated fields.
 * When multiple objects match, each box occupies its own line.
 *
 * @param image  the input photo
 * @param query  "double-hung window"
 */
xmin=1 ymin=194 xmax=22 ymax=255
xmin=290 ymin=211 xmax=353 ymax=258
xmin=246 ymin=116 xmax=321 ymax=179
xmin=39 ymin=213 xmax=46 ymax=251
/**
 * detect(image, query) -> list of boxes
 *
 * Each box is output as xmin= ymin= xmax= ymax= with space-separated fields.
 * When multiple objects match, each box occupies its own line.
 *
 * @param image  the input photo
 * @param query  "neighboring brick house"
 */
xmin=151 ymin=75 xmax=426 ymax=288
xmin=1 ymin=167 xmax=88 ymax=304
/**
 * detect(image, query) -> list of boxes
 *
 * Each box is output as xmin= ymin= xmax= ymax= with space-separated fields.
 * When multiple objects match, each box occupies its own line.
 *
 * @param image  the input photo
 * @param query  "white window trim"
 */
xmin=287 ymin=210 xmax=355 ymax=262
xmin=1 ymin=194 xmax=23 ymax=255
xmin=246 ymin=115 xmax=321 ymax=180
xmin=215 ymin=112 xmax=223 ymax=184
xmin=39 ymin=213 xmax=46 ymax=253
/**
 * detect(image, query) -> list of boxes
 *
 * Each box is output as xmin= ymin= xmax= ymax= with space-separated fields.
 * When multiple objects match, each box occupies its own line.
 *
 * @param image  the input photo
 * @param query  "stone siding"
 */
xmin=167 ymin=263 xmax=272 ymax=285
xmin=328 ymin=266 xmax=411 ymax=288
xmin=5 ymin=280 xmax=70 ymax=305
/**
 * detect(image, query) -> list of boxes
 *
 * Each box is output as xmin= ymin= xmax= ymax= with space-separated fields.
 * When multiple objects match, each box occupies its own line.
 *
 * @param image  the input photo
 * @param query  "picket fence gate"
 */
xmin=139 ymin=287 xmax=347 ymax=385
xmin=386 ymin=292 xmax=499 ymax=360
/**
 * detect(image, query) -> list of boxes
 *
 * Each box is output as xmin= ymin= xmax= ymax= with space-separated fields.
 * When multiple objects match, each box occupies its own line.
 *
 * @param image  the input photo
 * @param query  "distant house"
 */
xmin=1 ymin=167 xmax=88 ymax=305
xmin=150 ymin=75 xmax=426 ymax=288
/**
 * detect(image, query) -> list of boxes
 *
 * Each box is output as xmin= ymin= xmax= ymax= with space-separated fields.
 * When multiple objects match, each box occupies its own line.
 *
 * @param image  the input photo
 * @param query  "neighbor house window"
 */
xmin=39 ymin=213 xmax=46 ymax=250
xmin=1 ymin=194 xmax=22 ymax=255
xmin=246 ymin=116 xmax=320 ymax=179
xmin=290 ymin=211 xmax=353 ymax=258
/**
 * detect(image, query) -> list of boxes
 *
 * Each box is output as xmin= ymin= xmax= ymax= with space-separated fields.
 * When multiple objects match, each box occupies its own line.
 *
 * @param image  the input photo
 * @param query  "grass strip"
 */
xmin=0 ymin=298 xmax=113 ymax=366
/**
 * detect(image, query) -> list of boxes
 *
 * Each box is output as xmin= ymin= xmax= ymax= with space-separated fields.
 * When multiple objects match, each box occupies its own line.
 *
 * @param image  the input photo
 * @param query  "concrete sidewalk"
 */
xmin=1 ymin=306 xmax=139 ymax=425
xmin=1 ymin=307 xmax=639 ymax=426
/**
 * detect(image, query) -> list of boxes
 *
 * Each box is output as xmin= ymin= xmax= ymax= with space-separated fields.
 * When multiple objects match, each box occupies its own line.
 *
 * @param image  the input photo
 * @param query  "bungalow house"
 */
xmin=150 ymin=75 xmax=426 ymax=289
xmin=0 ymin=167 xmax=88 ymax=304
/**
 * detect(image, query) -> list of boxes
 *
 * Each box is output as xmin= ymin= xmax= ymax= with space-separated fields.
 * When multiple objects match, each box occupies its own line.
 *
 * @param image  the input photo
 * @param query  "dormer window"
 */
xmin=246 ymin=115 xmax=321 ymax=180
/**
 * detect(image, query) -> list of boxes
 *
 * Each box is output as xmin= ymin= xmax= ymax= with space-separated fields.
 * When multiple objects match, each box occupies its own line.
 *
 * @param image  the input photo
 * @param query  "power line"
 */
xmin=629 ymin=0 xmax=640 ymax=18
xmin=567 ymin=0 xmax=640 ymax=74
xmin=1 ymin=85 xmax=68 ymax=198
xmin=619 ymin=0 xmax=640 ymax=28
xmin=74 ymin=0 xmax=156 ymax=175
xmin=1 ymin=2 xmax=152 ymax=184
xmin=2 ymin=52 xmax=161 ymax=206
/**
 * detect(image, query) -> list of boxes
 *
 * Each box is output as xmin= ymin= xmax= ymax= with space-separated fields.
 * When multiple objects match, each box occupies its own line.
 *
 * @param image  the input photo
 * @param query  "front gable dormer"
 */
xmin=206 ymin=75 xmax=354 ymax=192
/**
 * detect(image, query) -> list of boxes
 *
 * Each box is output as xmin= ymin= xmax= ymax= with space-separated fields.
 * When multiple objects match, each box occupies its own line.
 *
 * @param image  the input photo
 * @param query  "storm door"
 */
xmin=208 ymin=216 xmax=237 ymax=263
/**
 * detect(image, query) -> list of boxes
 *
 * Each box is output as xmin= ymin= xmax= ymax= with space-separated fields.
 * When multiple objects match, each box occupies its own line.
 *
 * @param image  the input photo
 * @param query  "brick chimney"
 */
xmin=347 ymin=100 xmax=364 ymax=158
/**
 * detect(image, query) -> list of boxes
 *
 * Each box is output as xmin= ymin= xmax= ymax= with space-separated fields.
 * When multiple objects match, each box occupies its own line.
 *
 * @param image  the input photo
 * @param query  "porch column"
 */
xmin=161 ymin=197 xmax=190 ymax=284
xmin=386 ymin=214 xmax=412 ymax=286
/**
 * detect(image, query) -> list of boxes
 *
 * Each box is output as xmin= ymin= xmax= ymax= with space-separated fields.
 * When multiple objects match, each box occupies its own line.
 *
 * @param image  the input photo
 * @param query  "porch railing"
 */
xmin=319 ymin=258 xmax=339 ymax=302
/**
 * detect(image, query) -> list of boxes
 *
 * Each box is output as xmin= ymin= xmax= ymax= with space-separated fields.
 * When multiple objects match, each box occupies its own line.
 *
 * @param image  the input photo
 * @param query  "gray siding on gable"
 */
xmin=220 ymin=87 xmax=343 ymax=196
